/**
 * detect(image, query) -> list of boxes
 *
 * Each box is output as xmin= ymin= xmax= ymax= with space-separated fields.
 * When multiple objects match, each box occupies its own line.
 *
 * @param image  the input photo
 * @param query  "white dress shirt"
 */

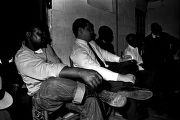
xmin=15 ymin=44 xmax=67 ymax=95
xmin=124 ymin=45 xmax=144 ymax=70
xmin=70 ymin=39 xmax=120 ymax=81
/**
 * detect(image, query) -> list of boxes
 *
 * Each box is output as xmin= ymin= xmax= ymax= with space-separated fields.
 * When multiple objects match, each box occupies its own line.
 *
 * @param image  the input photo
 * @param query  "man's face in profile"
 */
xmin=81 ymin=23 xmax=96 ymax=42
xmin=30 ymin=28 xmax=47 ymax=49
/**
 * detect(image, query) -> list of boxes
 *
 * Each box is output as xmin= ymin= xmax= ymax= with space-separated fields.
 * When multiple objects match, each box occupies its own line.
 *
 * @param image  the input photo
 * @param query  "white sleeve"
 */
xmin=15 ymin=51 xmax=66 ymax=80
xmin=96 ymin=44 xmax=120 ymax=62
xmin=71 ymin=48 xmax=118 ymax=81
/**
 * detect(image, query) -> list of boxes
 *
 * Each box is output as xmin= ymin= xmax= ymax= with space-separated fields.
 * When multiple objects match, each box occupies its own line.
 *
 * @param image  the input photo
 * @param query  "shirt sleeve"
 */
xmin=15 ymin=50 xmax=67 ymax=80
xmin=95 ymin=43 xmax=120 ymax=62
xmin=124 ymin=48 xmax=134 ymax=59
xmin=71 ymin=48 xmax=119 ymax=81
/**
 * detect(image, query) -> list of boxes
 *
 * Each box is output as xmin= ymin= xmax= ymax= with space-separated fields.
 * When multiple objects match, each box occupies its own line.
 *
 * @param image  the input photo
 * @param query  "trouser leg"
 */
xmin=35 ymin=77 xmax=78 ymax=111
xmin=106 ymin=63 xmax=143 ymax=120
xmin=134 ymin=70 xmax=155 ymax=89
xmin=107 ymin=61 xmax=138 ymax=75
xmin=80 ymin=97 xmax=104 ymax=120
xmin=34 ymin=77 xmax=104 ymax=120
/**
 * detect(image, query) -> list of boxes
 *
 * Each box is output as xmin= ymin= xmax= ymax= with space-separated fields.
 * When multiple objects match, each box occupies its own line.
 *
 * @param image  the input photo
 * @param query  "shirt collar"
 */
xmin=152 ymin=34 xmax=156 ymax=38
xmin=22 ymin=42 xmax=43 ymax=54
xmin=152 ymin=33 xmax=160 ymax=38
xmin=76 ymin=38 xmax=89 ymax=45
xmin=34 ymin=49 xmax=43 ymax=54
xmin=128 ymin=45 xmax=137 ymax=49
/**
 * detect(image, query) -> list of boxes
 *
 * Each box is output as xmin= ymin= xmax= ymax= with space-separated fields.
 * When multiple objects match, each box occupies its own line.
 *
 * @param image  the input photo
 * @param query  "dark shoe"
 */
xmin=99 ymin=90 xmax=127 ymax=107
xmin=119 ymin=87 xmax=153 ymax=100
xmin=122 ymin=90 xmax=153 ymax=100
xmin=99 ymin=89 xmax=153 ymax=107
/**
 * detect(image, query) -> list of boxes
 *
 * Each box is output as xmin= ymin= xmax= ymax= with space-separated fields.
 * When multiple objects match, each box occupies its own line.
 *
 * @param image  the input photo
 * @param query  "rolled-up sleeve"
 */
xmin=97 ymin=45 xmax=120 ymax=62
xmin=15 ymin=50 xmax=66 ymax=80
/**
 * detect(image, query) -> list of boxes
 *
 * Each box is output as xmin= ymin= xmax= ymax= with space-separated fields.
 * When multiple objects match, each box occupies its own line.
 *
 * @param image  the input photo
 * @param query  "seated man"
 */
xmin=70 ymin=18 xmax=152 ymax=91
xmin=95 ymin=25 xmax=115 ymax=54
xmin=124 ymin=33 xmax=156 ymax=89
xmin=71 ymin=18 xmax=135 ymax=83
xmin=124 ymin=33 xmax=144 ymax=71
xmin=70 ymin=18 xmax=153 ymax=120
xmin=15 ymin=24 xmax=137 ymax=120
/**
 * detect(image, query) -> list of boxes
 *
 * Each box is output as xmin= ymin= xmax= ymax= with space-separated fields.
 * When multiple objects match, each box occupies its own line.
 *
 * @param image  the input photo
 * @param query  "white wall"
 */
xmin=49 ymin=0 xmax=136 ymax=65
xmin=117 ymin=0 xmax=136 ymax=55
xmin=49 ymin=0 xmax=116 ymax=65
xmin=146 ymin=0 xmax=180 ymax=39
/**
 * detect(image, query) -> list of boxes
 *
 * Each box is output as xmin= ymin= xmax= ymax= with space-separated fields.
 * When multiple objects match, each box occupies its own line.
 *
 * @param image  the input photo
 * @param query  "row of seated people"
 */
xmin=4 ymin=19 xmax=180 ymax=120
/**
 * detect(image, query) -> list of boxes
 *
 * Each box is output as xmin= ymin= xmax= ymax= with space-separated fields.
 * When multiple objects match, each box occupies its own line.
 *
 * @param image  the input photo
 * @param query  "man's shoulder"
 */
xmin=144 ymin=35 xmax=153 ymax=43
xmin=71 ymin=42 xmax=87 ymax=57
xmin=74 ymin=40 xmax=89 ymax=50
xmin=15 ymin=46 xmax=25 ymax=57
xmin=125 ymin=46 xmax=132 ymax=52
xmin=15 ymin=45 xmax=34 ymax=59
xmin=90 ymin=40 xmax=98 ymax=46
xmin=73 ymin=41 xmax=84 ymax=50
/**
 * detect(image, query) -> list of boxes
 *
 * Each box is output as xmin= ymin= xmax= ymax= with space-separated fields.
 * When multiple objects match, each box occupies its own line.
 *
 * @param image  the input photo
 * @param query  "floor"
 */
xmin=144 ymin=91 xmax=180 ymax=120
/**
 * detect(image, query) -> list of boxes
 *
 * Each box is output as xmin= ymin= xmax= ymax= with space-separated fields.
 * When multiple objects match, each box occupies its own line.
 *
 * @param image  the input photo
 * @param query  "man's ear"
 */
xmin=78 ymin=28 xmax=83 ymax=35
xmin=26 ymin=32 xmax=31 ymax=39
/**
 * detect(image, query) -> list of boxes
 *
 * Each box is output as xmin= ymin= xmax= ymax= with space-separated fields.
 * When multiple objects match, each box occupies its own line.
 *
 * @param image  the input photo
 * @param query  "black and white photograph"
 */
xmin=1 ymin=0 xmax=179 ymax=120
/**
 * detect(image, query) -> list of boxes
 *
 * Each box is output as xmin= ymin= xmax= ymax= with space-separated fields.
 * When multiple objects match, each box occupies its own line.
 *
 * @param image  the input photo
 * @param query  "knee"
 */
xmin=85 ymin=97 xmax=99 ymax=105
xmin=41 ymin=77 xmax=77 ymax=96
xmin=45 ymin=77 xmax=77 ymax=88
xmin=45 ymin=77 xmax=61 ymax=87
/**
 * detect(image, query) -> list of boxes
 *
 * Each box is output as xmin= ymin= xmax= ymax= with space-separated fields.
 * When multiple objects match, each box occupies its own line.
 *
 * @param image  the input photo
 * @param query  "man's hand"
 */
xmin=120 ymin=55 xmax=132 ymax=62
xmin=80 ymin=69 xmax=103 ymax=89
xmin=117 ymin=74 xmax=135 ymax=84
xmin=59 ymin=66 xmax=103 ymax=89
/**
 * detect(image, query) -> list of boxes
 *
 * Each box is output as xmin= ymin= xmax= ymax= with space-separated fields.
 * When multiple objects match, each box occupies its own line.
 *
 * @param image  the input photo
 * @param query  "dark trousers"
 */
xmin=106 ymin=61 xmax=151 ymax=120
xmin=107 ymin=61 xmax=154 ymax=89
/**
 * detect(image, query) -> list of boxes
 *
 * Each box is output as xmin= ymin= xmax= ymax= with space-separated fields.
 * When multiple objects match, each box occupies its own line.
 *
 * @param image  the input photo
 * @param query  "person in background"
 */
xmin=70 ymin=18 xmax=136 ymax=83
xmin=0 ymin=75 xmax=13 ymax=120
xmin=142 ymin=22 xmax=176 ymax=90
xmin=142 ymin=22 xmax=180 ymax=118
xmin=124 ymin=33 xmax=156 ymax=88
xmin=142 ymin=22 xmax=170 ymax=71
xmin=124 ymin=33 xmax=157 ymax=120
xmin=15 ymin=24 xmax=140 ymax=120
xmin=95 ymin=25 xmax=115 ymax=54
xmin=124 ymin=33 xmax=144 ymax=71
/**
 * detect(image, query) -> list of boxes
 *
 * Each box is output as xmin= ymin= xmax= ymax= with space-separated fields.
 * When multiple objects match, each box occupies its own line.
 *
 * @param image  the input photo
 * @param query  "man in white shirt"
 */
xmin=70 ymin=18 xmax=152 ymax=99
xmin=70 ymin=19 xmax=135 ymax=83
xmin=70 ymin=18 xmax=153 ymax=120
xmin=124 ymin=33 xmax=144 ymax=71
